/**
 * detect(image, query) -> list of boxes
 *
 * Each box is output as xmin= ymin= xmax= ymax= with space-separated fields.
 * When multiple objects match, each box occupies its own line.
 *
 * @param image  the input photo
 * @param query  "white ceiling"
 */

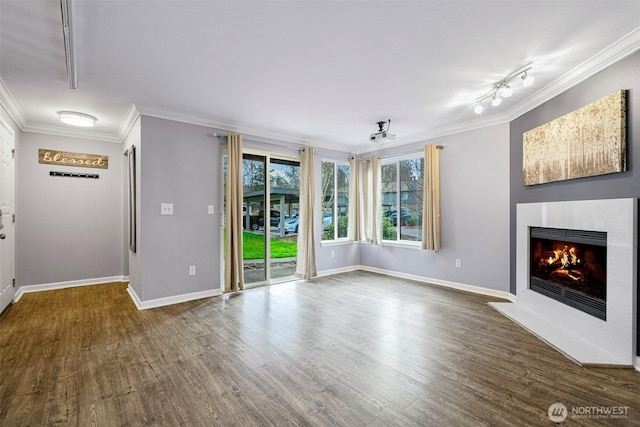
xmin=1 ymin=1 xmax=639 ymax=151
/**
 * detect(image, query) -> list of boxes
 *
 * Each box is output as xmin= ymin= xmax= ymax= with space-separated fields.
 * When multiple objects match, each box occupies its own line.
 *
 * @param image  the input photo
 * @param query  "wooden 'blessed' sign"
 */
xmin=38 ymin=149 xmax=109 ymax=169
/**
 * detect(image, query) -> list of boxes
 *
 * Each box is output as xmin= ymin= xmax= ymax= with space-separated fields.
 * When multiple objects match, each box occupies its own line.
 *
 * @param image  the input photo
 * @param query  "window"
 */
xmin=381 ymin=156 xmax=424 ymax=242
xmin=321 ymin=160 xmax=349 ymax=240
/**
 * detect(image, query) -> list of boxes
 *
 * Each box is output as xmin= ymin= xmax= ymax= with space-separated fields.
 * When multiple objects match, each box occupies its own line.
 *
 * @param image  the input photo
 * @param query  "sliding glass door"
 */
xmin=242 ymin=154 xmax=267 ymax=284
xmin=231 ymin=153 xmax=299 ymax=287
xmin=269 ymin=159 xmax=300 ymax=281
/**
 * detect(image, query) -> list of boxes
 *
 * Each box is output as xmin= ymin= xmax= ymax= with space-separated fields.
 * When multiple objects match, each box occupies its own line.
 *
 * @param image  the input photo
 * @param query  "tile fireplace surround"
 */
xmin=491 ymin=198 xmax=637 ymax=367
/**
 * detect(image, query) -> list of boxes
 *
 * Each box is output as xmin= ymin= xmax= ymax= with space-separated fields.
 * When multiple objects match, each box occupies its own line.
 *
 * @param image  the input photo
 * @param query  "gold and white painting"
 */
xmin=523 ymin=90 xmax=626 ymax=186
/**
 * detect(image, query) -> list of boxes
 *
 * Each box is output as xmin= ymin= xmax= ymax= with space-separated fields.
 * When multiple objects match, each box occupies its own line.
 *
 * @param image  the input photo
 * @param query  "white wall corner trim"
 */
xmin=127 ymin=285 xmax=222 ymax=311
xmin=14 ymin=276 xmax=127 ymax=302
xmin=121 ymin=276 xmax=130 ymax=283
xmin=358 ymin=265 xmax=512 ymax=300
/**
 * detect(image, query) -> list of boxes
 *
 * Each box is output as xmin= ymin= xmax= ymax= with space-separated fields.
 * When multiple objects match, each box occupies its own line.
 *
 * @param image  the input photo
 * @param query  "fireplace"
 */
xmin=493 ymin=198 xmax=637 ymax=367
xmin=529 ymin=227 xmax=607 ymax=320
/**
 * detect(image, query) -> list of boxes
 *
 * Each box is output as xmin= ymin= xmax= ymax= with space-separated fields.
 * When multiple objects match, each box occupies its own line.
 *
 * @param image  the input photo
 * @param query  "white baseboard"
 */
xmin=357 ymin=265 xmax=512 ymax=300
xmin=636 ymin=357 xmax=640 ymax=372
xmin=14 ymin=276 xmax=126 ymax=302
xmin=316 ymin=265 xmax=360 ymax=278
xmin=121 ymin=275 xmax=130 ymax=283
xmin=127 ymin=285 xmax=222 ymax=310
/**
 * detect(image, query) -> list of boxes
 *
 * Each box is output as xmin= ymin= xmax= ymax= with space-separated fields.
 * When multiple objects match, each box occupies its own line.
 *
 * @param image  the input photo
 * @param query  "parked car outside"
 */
xmin=284 ymin=212 xmax=332 ymax=234
xmin=268 ymin=210 xmax=281 ymax=227
xmin=382 ymin=208 xmax=411 ymax=226
xmin=284 ymin=216 xmax=299 ymax=234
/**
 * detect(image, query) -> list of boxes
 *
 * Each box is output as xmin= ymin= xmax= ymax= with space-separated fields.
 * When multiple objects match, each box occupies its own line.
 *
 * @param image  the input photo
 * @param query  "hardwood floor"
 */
xmin=1 ymin=271 xmax=638 ymax=426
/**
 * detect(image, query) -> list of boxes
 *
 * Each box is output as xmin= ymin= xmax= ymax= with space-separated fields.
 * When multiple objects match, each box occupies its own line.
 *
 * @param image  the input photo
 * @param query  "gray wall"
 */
xmin=16 ymin=132 xmax=124 ymax=288
xmin=509 ymin=50 xmax=639 ymax=354
xmin=360 ymin=123 xmax=511 ymax=292
xmin=137 ymin=116 xmax=221 ymax=301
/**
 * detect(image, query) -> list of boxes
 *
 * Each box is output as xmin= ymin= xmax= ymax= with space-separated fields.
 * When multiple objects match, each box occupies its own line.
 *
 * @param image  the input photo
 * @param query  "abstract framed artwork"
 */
xmin=523 ymin=90 xmax=626 ymax=186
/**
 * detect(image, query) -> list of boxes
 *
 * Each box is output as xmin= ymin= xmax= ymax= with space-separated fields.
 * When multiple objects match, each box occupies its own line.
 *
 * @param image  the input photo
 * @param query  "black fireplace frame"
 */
xmin=529 ymin=227 xmax=607 ymax=320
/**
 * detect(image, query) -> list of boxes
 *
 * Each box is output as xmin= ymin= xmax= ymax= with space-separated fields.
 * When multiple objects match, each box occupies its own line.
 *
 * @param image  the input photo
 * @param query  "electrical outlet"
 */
xmin=161 ymin=203 xmax=173 ymax=215
xmin=455 ymin=259 xmax=461 ymax=268
xmin=208 ymin=205 xmax=215 ymax=215
xmin=331 ymin=250 xmax=335 ymax=258
xmin=189 ymin=265 xmax=196 ymax=276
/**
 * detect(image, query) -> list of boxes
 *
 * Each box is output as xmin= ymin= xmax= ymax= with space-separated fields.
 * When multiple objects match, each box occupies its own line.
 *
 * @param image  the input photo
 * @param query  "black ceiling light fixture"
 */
xmin=370 ymin=118 xmax=395 ymax=144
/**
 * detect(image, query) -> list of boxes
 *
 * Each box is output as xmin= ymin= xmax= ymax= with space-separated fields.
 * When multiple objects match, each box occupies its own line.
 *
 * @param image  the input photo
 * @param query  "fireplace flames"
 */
xmin=531 ymin=236 xmax=606 ymax=300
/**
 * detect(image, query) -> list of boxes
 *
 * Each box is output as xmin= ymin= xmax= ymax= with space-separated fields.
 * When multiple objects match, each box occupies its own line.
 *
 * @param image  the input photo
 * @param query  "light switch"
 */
xmin=161 ymin=203 xmax=174 ymax=215
xmin=208 ymin=205 xmax=215 ymax=215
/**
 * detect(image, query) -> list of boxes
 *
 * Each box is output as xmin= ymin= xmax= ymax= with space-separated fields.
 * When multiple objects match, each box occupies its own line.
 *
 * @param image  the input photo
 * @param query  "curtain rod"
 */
xmin=362 ymin=144 xmax=445 ymax=161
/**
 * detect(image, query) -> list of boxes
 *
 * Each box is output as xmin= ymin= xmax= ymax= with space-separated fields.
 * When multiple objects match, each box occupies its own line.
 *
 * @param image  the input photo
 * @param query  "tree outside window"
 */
xmin=381 ymin=156 xmax=423 ymax=242
xmin=321 ymin=160 xmax=349 ymax=240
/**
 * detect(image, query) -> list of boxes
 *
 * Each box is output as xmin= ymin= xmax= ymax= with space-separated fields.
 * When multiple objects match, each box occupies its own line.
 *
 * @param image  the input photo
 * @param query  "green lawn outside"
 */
xmin=242 ymin=231 xmax=297 ymax=260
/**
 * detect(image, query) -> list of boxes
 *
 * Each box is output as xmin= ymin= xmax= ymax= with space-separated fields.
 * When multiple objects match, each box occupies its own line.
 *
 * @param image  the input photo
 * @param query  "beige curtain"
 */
xmin=362 ymin=156 xmax=381 ymax=245
xmin=224 ymin=133 xmax=244 ymax=292
xmin=422 ymin=144 xmax=441 ymax=251
xmin=347 ymin=155 xmax=360 ymax=241
xmin=295 ymin=147 xmax=317 ymax=280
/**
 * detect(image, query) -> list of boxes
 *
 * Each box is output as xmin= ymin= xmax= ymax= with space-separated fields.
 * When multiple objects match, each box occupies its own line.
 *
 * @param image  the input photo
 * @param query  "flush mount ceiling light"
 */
xmin=57 ymin=111 xmax=97 ymax=127
xmin=473 ymin=63 xmax=534 ymax=114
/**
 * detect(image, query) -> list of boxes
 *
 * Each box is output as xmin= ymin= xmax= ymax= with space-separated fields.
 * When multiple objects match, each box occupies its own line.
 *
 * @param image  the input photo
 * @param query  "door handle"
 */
xmin=0 ymin=234 xmax=5 ymax=240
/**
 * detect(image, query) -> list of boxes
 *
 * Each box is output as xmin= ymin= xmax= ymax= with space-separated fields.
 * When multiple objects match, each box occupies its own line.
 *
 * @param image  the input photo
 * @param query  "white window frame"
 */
xmin=380 ymin=153 xmax=424 ymax=246
xmin=320 ymin=159 xmax=350 ymax=242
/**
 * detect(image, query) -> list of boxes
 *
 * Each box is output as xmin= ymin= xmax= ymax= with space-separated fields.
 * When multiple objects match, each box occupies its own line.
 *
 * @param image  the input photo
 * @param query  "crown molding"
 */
xmin=118 ymin=103 xmax=141 ymax=141
xmin=506 ymin=26 xmax=640 ymax=122
xmin=134 ymin=104 xmax=353 ymax=153
xmin=355 ymin=113 xmax=510 ymax=154
xmin=357 ymin=27 xmax=640 ymax=153
xmin=3 ymin=26 xmax=638 ymax=151
xmin=0 ymin=77 xmax=27 ymax=129
xmin=21 ymin=123 xmax=122 ymax=143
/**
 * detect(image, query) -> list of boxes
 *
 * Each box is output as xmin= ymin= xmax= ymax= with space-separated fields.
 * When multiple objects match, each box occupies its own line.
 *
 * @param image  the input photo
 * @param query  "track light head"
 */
xmin=474 ymin=103 xmax=484 ymax=114
xmin=491 ymin=96 xmax=502 ymax=107
xmin=522 ymin=71 xmax=534 ymax=87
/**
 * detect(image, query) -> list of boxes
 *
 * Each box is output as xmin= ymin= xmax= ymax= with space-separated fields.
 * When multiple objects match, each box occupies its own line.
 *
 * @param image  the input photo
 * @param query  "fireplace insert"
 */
xmin=529 ymin=227 xmax=607 ymax=320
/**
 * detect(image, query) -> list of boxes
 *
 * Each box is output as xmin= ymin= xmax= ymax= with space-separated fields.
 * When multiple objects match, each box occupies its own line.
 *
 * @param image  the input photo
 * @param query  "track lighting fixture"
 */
xmin=473 ymin=63 xmax=534 ymax=114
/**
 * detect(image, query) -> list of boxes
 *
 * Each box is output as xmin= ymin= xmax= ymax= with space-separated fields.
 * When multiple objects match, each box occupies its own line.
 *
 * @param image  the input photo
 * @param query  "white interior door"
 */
xmin=0 ymin=119 xmax=15 ymax=314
